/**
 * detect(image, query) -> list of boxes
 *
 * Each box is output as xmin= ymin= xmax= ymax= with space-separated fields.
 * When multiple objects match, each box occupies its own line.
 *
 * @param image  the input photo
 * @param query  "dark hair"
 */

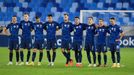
xmin=88 ymin=16 xmax=93 ymax=19
xmin=47 ymin=14 xmax=53 ymax=17
xmin=75 ymin=16 xmax=79 ymax=19
xmin=99 ymin=18 xmax=104 ymax=21
xmin=12 ymin=15 xmax=17 ymax=17
xmin=64 ymin=13 xmax=69 ymax=16
xmin=23 ymin=13 xmax=29 ymax=16
xmin=110 ymin=17 xmax=116 ymax=20
xmin=35 ymin=16 xmax=40 ymax=19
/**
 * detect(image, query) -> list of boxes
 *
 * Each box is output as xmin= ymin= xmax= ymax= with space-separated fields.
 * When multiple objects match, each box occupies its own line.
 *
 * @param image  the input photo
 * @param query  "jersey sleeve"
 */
xmin=118 ymin=26 xmax=123 ymax=33
xmin=59 ymin=22 xmax=62 ymax=29
xmin=70 ymin=23 xmax=74 ymax=32
xmin=43 ymin=22 xmax=47 ymax=30
xmin=30 ymin=22 xmax=34 ymax=30
xmin=56 ymin=22 xmax=61 ymax=29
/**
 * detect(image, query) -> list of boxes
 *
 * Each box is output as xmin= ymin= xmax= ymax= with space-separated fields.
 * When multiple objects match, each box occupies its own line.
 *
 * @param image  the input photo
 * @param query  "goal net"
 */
xmin=80 ymin=10 xmax=134 ymax=36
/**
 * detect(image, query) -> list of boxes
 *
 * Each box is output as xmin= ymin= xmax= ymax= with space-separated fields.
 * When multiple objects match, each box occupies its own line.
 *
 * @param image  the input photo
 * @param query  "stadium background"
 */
xmin=0 ymin=0 xmax=134 ymax=75
xmin=0 ymin=0 xmax=134 ymax=48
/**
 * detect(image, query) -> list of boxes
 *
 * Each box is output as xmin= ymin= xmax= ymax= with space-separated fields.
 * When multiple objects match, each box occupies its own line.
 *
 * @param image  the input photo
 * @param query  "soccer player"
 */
xmin=44 ymin=14 xmax=60 ymax=66
xmin=28 ymin=16 xmax=44 ymax=66
xmin=19 ymin=13 xmax=33 ymax=65
xmin=108 ymin=18 xmax=124 ymax=68
xmin=4 ymin=16 xmax=20 ymax=65
xmin=72 ymin=17 xmax=86 ymax=67
xmin=60 ymin=13 xmax=73 ymax=67
xmin=96 ymin=19 xmax=107 ymax=67
xmin=85 ymin=17 xmax=96 ymax=67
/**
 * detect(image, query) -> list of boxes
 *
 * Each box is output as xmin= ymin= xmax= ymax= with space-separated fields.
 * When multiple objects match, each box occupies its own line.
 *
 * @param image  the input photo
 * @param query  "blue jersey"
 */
xmin=6 ymin=23 xmax=20 ymax=40
xmin=85 ymin=24 xmax=96 ymax=44
xmin=60 ymin=22 xmax=73 ymax=40
xmin=44 ymin=21 xmax=60 ymax=40
xmin=19 ymin=20 xmax=33 ymax=40
xmin=96 ymin=26 xmax=107 ymax=45
xmin=73 ymin=23 xmax=86 ymax=42
xmin=108 ymin=24 xmax=123 ymax=44
xmin=33 ymin=22 xmax=44 ymax=41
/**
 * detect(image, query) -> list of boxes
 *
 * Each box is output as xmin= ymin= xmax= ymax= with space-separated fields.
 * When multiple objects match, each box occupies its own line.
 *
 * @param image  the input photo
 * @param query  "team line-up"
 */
xmin=3 ymin=13 xmax=125 ymax=68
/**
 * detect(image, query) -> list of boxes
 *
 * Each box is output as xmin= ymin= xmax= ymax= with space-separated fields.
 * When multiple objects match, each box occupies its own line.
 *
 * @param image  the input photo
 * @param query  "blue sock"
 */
xmin=92 ymin=51 xmax=96 ymax=64
xmin=104 ymin=53 xmax=107 ymax=65
xmin=78 ymin=51 xmax=82 ymax=63
xmin=111 ymin=51 xmax=115 ymax=63
xmin=86 ymin=51 xmax=91 ymax=64
xmin=75 ymin=50 xmax=79 ymax=63
xmin=116 ymin=52 xmax=120 ymax=63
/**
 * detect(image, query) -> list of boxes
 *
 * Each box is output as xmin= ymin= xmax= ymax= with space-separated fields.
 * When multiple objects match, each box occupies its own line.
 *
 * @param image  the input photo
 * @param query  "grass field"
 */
xmin=0 ymin=47 xmax=134 ymax=75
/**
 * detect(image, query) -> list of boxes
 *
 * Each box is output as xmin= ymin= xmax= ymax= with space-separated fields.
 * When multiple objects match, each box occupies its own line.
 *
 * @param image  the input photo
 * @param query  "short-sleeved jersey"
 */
xmin=108 ymin=24 xmax=123 ymax=44
xmin=85 ymin=24 xmax=96 ymax=44
xmin=19 ymin=20 xmax=33 ymax=39
xmin=33 ymin=22 xmax=44 ymax=41
xmin=6 ymin=23 xmax=20 ymax=40
xmin=73 ymin=23 xmax=86 ymax=42
xmin=96 ymin=26 xmax=107 ymax=45
xmin=60 ymin=22 xmax=73 ymax=40
xmin=44 ymin=21 xmax=60 ymax=40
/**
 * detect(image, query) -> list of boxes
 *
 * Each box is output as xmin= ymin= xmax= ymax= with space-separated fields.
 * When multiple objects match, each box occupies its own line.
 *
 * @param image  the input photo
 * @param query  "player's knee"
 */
xmin=53 ymin=49 xmax=56 ymax=52
xmin=33 ymin=49 xmax=37 ymax=52
xmin=40 ymin=50 xmax=43 ymax=52
xmin=61 ymin=48 xmax=65 ymax=52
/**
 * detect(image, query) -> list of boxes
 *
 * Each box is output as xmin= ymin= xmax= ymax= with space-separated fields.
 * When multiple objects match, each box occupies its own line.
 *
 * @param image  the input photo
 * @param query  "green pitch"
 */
xmin=0 ymin=47 xmax=134 ymax=75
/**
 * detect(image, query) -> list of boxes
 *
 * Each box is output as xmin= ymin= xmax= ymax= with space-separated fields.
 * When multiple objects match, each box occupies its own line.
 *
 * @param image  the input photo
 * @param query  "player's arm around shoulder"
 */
xmin=3 ymin=24 xmax=10 ymax=36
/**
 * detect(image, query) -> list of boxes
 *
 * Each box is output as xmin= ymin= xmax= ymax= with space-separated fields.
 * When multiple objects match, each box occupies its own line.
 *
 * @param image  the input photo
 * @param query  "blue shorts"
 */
xmin=21 ymin=38 xmax=32 ymax=49
xmin=72 ymin=40 xmax=82 ymax=51
xmin=46 ymin=39 xmax=57 ymax=50
xmin=61 ymin=39 xmax=71 ymax=50
xmin=96 ymin=44 xmax=107 ymax=52
xmin=84 ymin=42 xmax=95 ymax=52
xmin=8 ymin=39 xmax=19 ymax=50
xmin=34 ymin=40 xmax=44 ymax=50
xmin=109 ymin=43 xmax=120 ymax=52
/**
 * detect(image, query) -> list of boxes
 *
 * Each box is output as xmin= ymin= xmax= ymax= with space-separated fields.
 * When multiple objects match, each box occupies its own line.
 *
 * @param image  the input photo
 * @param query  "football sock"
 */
xmin=9 ymin=51 xmax=13 ymax=62
xmin=92 ymin=51 xmax=96 ymax=64
xmin=32 ymin=52 xmax=36 ymax=62
xmin=116 ymin=52 xmax=120 ymax=63
xmin=104 ymin=54 xmax=107 ymax=65
xmin=52 ymin=52 xmax=56 ymax=62
xmin=26 ymin=50 xmax=31 ymax=62
xmin=98 ymin=53 xmax=101 ymax=65
xmin=20 ymin=51 xmax=24 ymax=62
xmin=16 ymin=51 xmax=19 ymax=62
xmin=75 ymin=50 xmax=79 ymax=63
xmin=47 ymin=51 xmax=51 ymax=62
xmin=39 ymin=52 xmax=43 ymax=62
xmin=111 ymin=51 xmax=115 ymax=63
xmin=86 ymin=51 xmax=91 ymax=64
